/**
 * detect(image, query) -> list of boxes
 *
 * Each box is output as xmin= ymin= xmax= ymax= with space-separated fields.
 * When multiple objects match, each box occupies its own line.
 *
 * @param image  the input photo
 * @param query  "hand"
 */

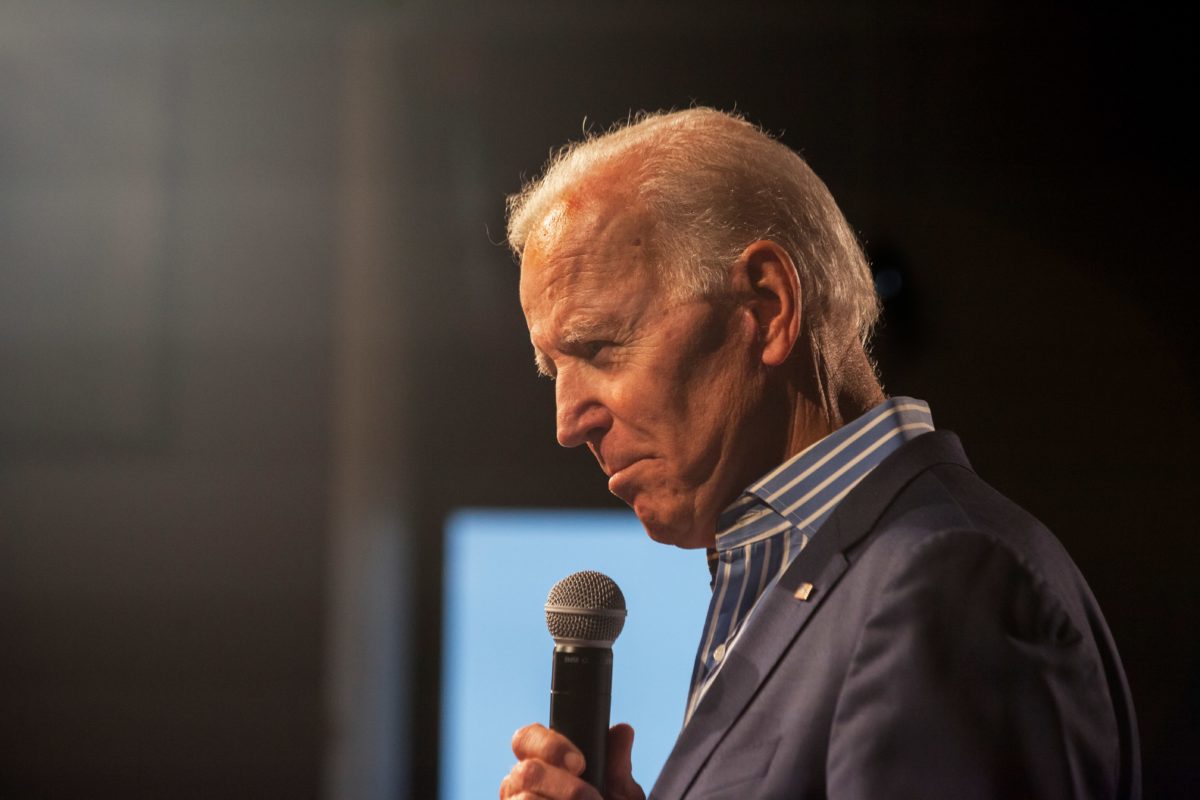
xmin=500 ymin=722 xmax=645 ymax=800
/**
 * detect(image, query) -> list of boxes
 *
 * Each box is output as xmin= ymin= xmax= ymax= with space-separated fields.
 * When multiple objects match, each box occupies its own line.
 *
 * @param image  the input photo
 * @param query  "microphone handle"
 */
xmin=549 ymin=644 xmax=613 ymax=793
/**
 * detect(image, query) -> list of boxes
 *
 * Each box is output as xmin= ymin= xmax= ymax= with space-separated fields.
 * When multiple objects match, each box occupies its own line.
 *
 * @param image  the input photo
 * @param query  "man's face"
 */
xmin=519 ymin=193 xmax=768 ymax=549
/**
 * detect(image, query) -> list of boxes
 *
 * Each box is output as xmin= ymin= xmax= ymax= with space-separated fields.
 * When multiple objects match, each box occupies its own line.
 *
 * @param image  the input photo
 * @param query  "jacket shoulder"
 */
xmin=859 ymin=459 xmax=1089 ymax=620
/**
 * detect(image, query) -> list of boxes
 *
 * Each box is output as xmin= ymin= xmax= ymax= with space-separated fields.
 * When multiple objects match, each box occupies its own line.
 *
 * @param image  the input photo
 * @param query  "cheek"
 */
xmin=682 ymin=353 xmax=765 ymax=459
xmin=618 ymin=381 xmax=677 ymax=435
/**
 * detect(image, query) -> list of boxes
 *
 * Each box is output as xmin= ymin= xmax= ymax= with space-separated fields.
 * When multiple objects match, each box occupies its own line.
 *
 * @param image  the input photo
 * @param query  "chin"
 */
xmin=635 ymin=505 xmax=710 ymax=550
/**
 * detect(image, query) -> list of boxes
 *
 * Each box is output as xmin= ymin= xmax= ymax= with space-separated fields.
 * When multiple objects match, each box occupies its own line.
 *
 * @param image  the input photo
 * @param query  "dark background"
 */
xmin=1 ymin=1 xmax=1195 ymax=797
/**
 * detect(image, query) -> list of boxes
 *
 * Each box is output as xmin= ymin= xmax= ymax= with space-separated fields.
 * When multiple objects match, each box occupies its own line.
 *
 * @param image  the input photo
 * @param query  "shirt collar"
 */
xmin=714 ymin=397 xmax=935 ymax=553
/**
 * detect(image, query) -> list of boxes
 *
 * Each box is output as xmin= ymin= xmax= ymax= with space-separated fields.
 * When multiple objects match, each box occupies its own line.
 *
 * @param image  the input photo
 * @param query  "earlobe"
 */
xmin=736 ymin=240 xmax=801 ymax=367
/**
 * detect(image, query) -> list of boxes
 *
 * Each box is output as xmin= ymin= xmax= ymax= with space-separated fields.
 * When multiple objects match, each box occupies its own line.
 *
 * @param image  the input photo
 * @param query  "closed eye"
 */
xmin=581 ymin=340 xmax=614 ymax=359
xmin=574 ymin=339 xmax=623 ymax=369
xmin=531 ymin=340 xmax=618 ymax=380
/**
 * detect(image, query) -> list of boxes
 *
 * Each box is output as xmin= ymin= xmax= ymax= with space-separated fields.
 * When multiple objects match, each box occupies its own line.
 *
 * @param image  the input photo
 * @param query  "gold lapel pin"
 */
xmin=793 ymin=582 xmax=814 ymax=601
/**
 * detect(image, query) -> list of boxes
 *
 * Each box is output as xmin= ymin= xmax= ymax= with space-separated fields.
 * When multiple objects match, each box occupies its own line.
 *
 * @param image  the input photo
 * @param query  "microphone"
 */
xmin=544 ymin=570 xmax=627 ymax=794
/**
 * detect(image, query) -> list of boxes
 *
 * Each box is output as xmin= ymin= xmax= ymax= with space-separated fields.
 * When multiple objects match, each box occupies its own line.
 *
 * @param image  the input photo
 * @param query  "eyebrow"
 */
xmin=533 ymin=348 xmax=553 ymax=378
xmin=561 ymin=316 xmax=609 ymax=344
xmin=530 ymin=316 xmax=614 ymax=378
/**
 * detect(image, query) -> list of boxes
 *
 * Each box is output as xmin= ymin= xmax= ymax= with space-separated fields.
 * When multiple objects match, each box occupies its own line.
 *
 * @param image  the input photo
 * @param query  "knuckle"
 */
xmin=500 ymin=771 xmax=522 ymax=798
xmin=513 ymin=758 xmax=543 ymax=785
xmin=511 ymin=723 xmax=542 ymax=756
xmin=511 ymin=723 xmax=585 ymax=772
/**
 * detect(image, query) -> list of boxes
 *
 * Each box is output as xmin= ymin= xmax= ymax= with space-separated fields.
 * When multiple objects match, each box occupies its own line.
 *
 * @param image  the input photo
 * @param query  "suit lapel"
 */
xmin=650 ymin=552 xmax=851 ymax=799
xmin=649 ymin=431 xmax=972 ymax=800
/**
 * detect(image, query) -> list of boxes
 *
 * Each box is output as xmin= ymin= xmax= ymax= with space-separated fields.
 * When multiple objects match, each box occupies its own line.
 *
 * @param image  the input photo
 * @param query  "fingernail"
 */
xmin=565 ymin=751 xmax=585 ymax=773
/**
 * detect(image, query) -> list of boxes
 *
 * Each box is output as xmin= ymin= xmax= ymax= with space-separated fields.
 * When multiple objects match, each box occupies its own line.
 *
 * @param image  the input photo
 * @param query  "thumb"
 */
xmin=605 ymin=723 xmax=645 ymax=800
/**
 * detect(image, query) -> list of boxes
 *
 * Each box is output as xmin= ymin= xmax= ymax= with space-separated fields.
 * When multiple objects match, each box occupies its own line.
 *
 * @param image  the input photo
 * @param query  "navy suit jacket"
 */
xmin=650 ymin=431 xmax=1140 ymax=799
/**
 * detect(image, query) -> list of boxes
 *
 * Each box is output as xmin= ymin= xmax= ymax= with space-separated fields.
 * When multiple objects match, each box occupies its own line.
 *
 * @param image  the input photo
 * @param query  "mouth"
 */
xmin=602 ymin=453 xmax=646 ymax=478
xmin=606 ymin=457 xmax=649 ymax=499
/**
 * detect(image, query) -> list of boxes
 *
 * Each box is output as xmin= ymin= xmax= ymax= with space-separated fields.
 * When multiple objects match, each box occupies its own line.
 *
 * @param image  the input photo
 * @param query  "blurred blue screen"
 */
xmin=440 ymin=508 xmax=712 ymax=798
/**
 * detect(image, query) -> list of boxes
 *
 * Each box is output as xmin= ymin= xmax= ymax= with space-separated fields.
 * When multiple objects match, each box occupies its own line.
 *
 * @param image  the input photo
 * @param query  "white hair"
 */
xmin=506 ymin=107 xmax=881 ymax=353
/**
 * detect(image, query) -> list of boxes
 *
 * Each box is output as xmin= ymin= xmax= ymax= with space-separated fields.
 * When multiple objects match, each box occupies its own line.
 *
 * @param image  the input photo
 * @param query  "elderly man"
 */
xmin=499 ymin=109 xmax=1139 ymax=800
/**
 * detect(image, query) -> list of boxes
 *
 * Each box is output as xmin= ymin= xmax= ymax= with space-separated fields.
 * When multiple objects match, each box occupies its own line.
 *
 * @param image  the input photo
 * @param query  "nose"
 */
xmin=555 ymin=367 xmax=611 ymax=449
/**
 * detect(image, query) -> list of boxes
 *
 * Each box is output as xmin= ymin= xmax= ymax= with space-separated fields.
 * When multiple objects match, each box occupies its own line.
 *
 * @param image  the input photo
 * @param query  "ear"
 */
xmin=731 ymin=240 xmax=802 ymax=367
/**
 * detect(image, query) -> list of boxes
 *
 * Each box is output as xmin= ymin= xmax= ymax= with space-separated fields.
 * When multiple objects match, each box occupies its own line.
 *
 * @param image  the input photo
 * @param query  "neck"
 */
xmin=781 ymin=333 xmax=884 ymax=460
xmin=700 ymin=333 xmax=884 ymax=549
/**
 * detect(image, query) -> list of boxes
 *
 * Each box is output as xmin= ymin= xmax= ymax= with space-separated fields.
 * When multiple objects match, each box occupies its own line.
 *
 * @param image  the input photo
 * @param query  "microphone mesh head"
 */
xmin=545 ymin=570 xmax=627 ymax=646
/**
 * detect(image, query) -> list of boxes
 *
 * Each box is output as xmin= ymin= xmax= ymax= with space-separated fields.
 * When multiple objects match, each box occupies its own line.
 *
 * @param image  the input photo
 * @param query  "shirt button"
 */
xmin=713 ymin=643 xmax=726 ymax=663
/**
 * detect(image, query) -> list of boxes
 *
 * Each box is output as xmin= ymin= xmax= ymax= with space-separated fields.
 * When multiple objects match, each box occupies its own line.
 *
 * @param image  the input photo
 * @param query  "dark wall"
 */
xmin=0 ymin=2 xmax=1194 ymax=798
xmin=396 ymin=4 xmax=1197 ymax=798
xmin=0 ymin=11 xmax=340 ymax=798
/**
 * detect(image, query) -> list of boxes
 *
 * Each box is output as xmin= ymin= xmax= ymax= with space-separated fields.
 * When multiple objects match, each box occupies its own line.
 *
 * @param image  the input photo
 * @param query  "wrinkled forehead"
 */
xmin=519 ymin=191 xmax=660 ymax=309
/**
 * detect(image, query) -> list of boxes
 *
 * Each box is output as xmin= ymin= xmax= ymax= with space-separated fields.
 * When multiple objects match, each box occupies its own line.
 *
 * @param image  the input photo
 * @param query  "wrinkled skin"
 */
xmin=499 ymin=723 xmax=644 ymax=800
xmin=507 ymin=181 xmax=811 ymax=799
xmin=519 ymin=191 xmax=785 ymax=550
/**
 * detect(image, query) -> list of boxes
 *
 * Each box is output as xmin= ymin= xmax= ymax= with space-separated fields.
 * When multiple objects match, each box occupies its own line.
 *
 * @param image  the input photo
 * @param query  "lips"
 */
xmin=606 ymin=457 xmax=649 ymax=500
xmin=605 ymin=456 xmax=644 ymax=477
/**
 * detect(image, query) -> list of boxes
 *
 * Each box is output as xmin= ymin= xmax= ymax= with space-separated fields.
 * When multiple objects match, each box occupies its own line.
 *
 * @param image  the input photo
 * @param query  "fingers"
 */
xmin=500 ymin=758 xmax=593 ymax=800
xmin=605 ymin=724 xmax=646 ymax=800
xmin=502 ymin=724 xmax=599 ymax=800
xmin=511 ymin=724 xmax=586 ymax=774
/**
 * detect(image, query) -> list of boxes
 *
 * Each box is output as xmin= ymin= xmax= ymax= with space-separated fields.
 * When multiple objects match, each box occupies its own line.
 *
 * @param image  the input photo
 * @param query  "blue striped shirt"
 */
xmin=684 ymin=397 xmax=935 ymax=723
